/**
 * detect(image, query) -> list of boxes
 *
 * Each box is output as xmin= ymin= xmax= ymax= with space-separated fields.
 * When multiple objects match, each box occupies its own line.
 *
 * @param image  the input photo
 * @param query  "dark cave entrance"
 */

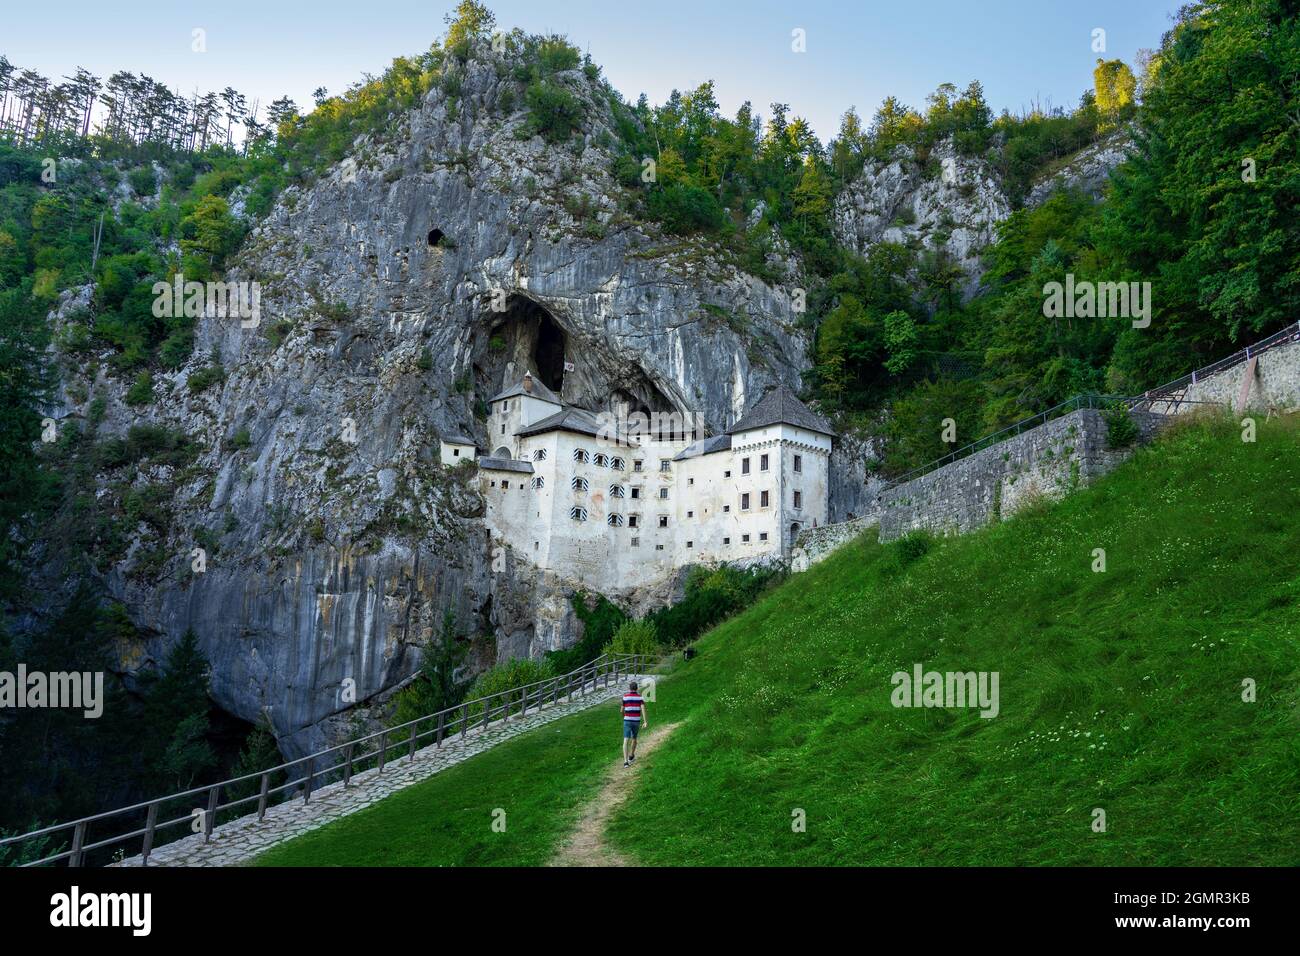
xmin=532 ymin=308 xmax=566 ymax=392
xmin=427 ymin=228 xmax=445 ymax=247
xmin=478 ymin=295 xmax=568 ymax=396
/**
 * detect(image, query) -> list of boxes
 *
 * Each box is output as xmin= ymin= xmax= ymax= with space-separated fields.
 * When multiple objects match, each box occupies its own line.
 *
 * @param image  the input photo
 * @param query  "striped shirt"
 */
xmin=621 ymin=693 xmax=644 ymax=721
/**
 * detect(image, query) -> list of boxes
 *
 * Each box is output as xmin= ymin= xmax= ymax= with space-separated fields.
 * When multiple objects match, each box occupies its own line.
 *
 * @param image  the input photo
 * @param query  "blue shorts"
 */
xmin=623 ymin=719 xmax=641 ymax=739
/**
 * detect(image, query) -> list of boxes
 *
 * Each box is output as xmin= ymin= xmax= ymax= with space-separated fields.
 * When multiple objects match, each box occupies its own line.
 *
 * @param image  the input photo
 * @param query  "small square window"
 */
xmin=658 ymin=488 xmax=668 ymax=499
xmin=634 ymin=460 xmax=643 ymax=472
xmin=686 ymin=541 xmax=693 ymax=549
xmin=687 ymin=510 xmax=694 ymax=518
xmin=760 ymin=532 xmax=768 ymax=542
xmin=723 ymin=536 xmax=731 ymax=545
xmin=658 ymin=515 xmax=669 ymax=528
xmin=631 ymin=488 xmax=641 ymax=499
xmin=723 ymin=505 xmax=730 ymax=513
xmin=742 ymin=534 xmax=751 ymax=543
xmin=659 ymin=460 xmax=671 ymax=472
xmin=687 ymin=477 xmax=694 ymax=486
xmin=655 ymin=544 xmax=665 ymax=551
xmin=502 ymin=481 xmax=509 ymax=489
xmin=724 ymin=470 xmax=731 ymax=478
xmin=631 ymin=537 xmax=640 ymax=547
xmin=629 ymin=515 xmax=639 ymax=528
xmin=453 ymin=448 xmax=460 ymax=457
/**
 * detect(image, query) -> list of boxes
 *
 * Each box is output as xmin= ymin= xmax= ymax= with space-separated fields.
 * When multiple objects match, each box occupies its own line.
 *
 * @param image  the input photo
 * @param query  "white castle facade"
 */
xmin=450 ymin=372 xmax=835 ymax=593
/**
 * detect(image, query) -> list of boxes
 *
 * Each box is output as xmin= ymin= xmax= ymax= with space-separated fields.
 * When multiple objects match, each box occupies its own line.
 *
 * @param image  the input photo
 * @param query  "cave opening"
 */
xmin=427 ymin=228 xmax=445 ymax=246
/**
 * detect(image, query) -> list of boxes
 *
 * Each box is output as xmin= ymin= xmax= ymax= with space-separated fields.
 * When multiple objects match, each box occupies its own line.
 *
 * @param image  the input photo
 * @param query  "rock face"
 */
xmin=1025 ymin=130 xmax=1134 ymax=207
xmin=832 ymin=139 xmax=1010 ymax=300
xmin=832 ymin=133 xmax=1132 ymax=299
xmin=48 ymin=40 xmax=816 ymax=759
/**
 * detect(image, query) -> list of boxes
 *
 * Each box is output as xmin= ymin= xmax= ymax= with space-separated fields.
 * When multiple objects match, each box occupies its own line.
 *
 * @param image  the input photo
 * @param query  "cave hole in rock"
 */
xmin=427 ymin=228 xmax=445 ymax=247
xmin=476 ymin=295 xmax=569 ymax=396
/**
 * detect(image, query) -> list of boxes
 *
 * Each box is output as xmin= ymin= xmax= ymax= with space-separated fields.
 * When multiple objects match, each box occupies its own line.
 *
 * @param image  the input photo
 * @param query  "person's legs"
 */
xmin=628 ymin=720 xmax=639 ymax=758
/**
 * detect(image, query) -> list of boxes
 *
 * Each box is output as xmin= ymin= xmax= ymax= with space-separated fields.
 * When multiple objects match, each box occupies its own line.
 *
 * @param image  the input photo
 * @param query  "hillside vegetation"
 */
xmin=256 ymin=413 xmax=1300 ymax=866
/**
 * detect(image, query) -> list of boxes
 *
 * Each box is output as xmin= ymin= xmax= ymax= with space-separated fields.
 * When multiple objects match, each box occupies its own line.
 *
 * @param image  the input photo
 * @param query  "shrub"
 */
xmin=523 ymin=81 xmax=584 ymax=143
xmin=646 ymin=183 xmax=728 ymax=235
xmin=465 ymin=657 xmax=556 ymax=718
xmin=187 ymin=363 xmax=226 ymax=393
xmin=127 ymin=165 xmax=157 ymax=197
xmin=1103 ymin=402 xmax=1139 ymax=449
xmin=229 ymin=427 xmax=252 ymax=451
xmin=605 ymin=619 xmax=660 ymax=657
xmin=124 ymin=371 xmax=153 ymax=406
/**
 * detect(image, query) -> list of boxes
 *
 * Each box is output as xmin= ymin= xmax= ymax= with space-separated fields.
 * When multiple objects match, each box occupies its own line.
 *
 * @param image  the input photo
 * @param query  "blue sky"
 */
xmin=4 ymin=0 xmax=1183 ymax=140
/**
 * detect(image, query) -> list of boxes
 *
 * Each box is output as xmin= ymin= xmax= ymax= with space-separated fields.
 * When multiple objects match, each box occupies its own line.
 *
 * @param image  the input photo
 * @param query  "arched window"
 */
xmin=593 ymin=453 xmax=608 ymax=467
xmin=573 ymin=448 xmax=590 ymax=463
xmin=571 ymin=476 xmax=589 ymax=492
xmin=610 ymin=457 xmax=625 ymax=470
xmin=533 ymin=448 xmax=547 ymax=461
xmin=531 ymin=476 xmax=545 ymax=490
xmin=493 ymin=446 xmax=511 ymax=459
xmin=607 ymin=513 xmax=624 ymax=527
xmin=609 ymin=484 xmax=625 ymax=498
xmin=569 ymin=506 xmax=588 ymax=522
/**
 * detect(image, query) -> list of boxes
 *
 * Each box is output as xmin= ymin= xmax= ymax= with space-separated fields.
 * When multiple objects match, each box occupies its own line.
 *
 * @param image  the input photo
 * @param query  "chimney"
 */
xmin=522 ymin=371 xmax=534 ymax=393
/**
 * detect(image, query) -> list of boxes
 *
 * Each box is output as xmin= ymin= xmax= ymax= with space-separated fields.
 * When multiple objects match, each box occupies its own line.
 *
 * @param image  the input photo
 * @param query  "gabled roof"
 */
xmin=515 ymin=407 xmax=606 ymax=440
xmin=726 ymin=386 xmax=835 ymax=438
xmin=673 ymin=433 xmax=732 ymax=461
xmin=490 ymin=372 xmax=561 ymax=405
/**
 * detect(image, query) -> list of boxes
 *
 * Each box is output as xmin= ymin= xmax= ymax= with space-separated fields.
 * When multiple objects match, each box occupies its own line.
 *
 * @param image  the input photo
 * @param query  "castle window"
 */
xmin=724 ymin=470 xmax=731 ymax=478
xmin=687 ymin=510 xmax=694 ymax=518
xmin=453 ymin=448 xmax=460 ymax=457
xmin=723 ymin=536 xmax=731 ymax=545
xmin=760 ymin=532 xmax=768 ymax=542
xmin=687 ymin=477 xmax=694 ymax=486
xmin=742 ymin=534 xmax=751 ymax=543
xmin=658 ymin=516 xmax=669 ymax=528
xmin=610 ymin=484 xmax=625 ymax=498
xmin=760 ymin=454 xmax=769 ymax=471
xmin=631 ymin=537 xmax=639 ymax=547
xmin=723 ymin=505 xmax=730 ymax=513
xmin=570 ymin=506 xmax=588 ymax=522
xmin=741 ymin=493 xmax=751 ymax=511
xmin=686 ymin=541 xmax=693 ymax=549
xmin=760 ymin=490 xmax=770 ymax=508
xmin=659 ymin=460 xmax=671 ymax=472
xmin=594 ymin=453 xmax=608 ymax=467
xmin=631 ymin=488 xmax=641 ymax=499
xmin=501 ymin=423 xmax=506 ymax=434
xmin=655 ymin=544 xmax=665 ymax=551
xmin=629 ymin=515 xmax=639 ymax=528
xmin=793 ymin=454 xmax=803 ymax=474
xmin=658 ymin=488 xmax=668 ymax=499
xmin=742 ymin=458 xmax=751 ymax=475
xmin=573 ymin=448 xmax=590 ymax=463
xmin=633 ymin=460 xmax=643 ymax=472
xmin=502 ymin=481 xmax=509 ymax=490
xmin=793 ymin=490 xmax=802 ymax=509
xmin=531 ymin=476 xmax=545 ymax=490
xmin=611 ymin=457 xmax=625 ymax=470
xmin=607 ymin=513 xmax=624 ymax=527
xmin=533 ymin=449 xmax=547 ymax=461
xmin=571 ymin=476 xmax=589 ymax=492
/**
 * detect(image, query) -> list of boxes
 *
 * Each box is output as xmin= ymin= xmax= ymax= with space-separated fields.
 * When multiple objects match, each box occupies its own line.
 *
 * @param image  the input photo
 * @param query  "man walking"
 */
xmin=621 ymin=681 xmax=647 ymax=767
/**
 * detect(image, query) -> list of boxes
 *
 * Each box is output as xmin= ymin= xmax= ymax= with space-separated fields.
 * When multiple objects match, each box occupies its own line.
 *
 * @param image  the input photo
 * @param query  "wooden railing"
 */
xmin=0 ymin=652 xmax=654 ymax=867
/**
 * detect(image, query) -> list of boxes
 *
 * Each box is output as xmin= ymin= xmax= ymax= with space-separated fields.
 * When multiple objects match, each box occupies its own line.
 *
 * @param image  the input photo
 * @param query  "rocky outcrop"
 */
xmin=1025 ymin=130 xmax=1133 ymax=206
xmin=831 ymin=138 xmax=1010 ymax=300
xmin=44 ymin=38 xmax=814 ymax=758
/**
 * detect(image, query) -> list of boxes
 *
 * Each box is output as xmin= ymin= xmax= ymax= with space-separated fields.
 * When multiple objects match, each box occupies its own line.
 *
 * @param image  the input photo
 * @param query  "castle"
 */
xmin=443 ymin=372 xmax=835 ymax=593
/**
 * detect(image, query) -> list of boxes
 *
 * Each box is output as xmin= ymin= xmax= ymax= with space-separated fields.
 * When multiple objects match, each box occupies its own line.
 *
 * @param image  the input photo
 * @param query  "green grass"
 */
xmin=257 ymin=414 xmax=1300 ymax=866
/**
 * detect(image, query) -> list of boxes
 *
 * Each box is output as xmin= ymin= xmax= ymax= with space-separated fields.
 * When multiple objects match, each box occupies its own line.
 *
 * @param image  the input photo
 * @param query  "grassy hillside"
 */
xmin=257 ymin=414 xmax=1300 ymax=866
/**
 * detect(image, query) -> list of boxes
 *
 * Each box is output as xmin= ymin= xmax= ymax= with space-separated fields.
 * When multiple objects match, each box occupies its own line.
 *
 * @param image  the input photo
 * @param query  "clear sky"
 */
xmin=3 ymin=0 xmax=1184 ymax=141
